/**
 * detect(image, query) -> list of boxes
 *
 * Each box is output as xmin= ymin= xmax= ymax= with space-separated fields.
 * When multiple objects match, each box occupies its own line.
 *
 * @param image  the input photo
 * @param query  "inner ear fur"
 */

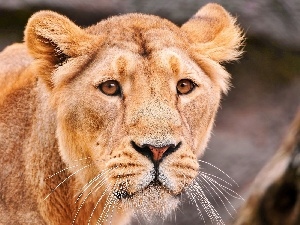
xmin=24 ymin=10 xmax=100 ymax=88
xmin=182 ymin=3 xmax=244 ymax=63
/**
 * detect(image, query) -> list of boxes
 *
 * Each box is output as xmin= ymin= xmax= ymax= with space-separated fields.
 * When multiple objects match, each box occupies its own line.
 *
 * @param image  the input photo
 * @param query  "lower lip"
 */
xmin=114 ymin=182 xmax=180 ymax=200
xmin=113 ymin=190 xmax=133 ymax=200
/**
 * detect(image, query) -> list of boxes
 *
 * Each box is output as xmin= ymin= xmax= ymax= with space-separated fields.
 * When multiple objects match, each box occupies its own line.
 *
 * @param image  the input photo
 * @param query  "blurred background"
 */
xmin=0 ymin=0 xmax=299 ymax=224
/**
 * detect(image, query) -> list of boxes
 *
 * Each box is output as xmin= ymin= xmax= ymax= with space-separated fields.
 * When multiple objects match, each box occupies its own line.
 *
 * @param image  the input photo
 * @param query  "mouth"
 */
xmin=113 ymin=189 xmax=133 ymax=200
xmin=113 ymin=180 xmax=181 ymax=220
xmin=113 ymin=180 xmax=180 ymax=200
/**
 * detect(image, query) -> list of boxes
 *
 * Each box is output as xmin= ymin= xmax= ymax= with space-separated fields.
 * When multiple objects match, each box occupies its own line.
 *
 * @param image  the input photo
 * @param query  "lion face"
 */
xmin=55 ymin=46 xmax=220 ymax=215
xmin=25 ymin=3 xmax=243 ymax=221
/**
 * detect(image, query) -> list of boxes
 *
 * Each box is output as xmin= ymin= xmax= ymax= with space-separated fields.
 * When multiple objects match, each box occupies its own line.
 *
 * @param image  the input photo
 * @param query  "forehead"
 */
xmin=86 ymin=13 xmax=189 ymax=56
xmin=87 ymin=47 xmax=201 ymax=81
xmin=82 ymin=14 xmax=209 ymax=85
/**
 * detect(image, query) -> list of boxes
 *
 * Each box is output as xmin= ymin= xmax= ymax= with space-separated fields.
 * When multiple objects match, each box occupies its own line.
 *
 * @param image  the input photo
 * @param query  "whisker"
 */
xmin=46 ymin=157 xmax=95 ymax=180
xmin=96 ymin=179 xmax=120 ymax=225
xmin=72 ymin=169 xmax=114 ymax=225
xmin=172 ymin=206 xmax=177 ymax=224
xmin=44 ymin=163 xmax=92 ymax=200
xmin=189 ymin=185 xmax=213 ymax=222
xmin=185 ymin=188 xmax=205 ymax=223
xmin=198 ymin=176 xmax=235 ymax=218
xmin=196 ymin=177 xmax=221 ymax=208
xmin=201 ymin=174 xmax=244 ymax=201
xmin=179 ymin=171 xmax=209 ymax=223
xmin=46 ymin=164 xmax=83 ymax=180
xmin=75 ymin=168 xmax=112 ymax=203
xmin=108 ymin=195 xmax=118 ymax=225
xmin=198 ymin=159 xmax=238 ymax=186
xmin=200 ymin=171 xmax=233 ymax=187
xmin=73 ymin=156 xmax=92 ymax=162
xmin=134 ymin=214 xmax=141 ymax=225
xmin=87 ymin=186 xmax=111 ymax=225
xmin=187 ymin=183 xmax=225 ymax=224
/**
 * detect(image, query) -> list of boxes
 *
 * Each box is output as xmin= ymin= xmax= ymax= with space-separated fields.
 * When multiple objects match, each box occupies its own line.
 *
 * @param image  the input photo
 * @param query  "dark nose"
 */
xmin=131 ymin=141 xmax=181 ymax=162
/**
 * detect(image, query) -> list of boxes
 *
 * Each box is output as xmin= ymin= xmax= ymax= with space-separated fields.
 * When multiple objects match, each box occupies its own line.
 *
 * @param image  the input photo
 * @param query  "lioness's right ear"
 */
xmin=25 ymin=11 xmax=100 ymax=88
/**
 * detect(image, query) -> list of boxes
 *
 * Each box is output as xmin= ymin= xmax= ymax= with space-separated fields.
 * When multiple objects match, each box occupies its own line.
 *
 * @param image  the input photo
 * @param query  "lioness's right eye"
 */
xmin=98 ymin=80 xmax=121 ymax=96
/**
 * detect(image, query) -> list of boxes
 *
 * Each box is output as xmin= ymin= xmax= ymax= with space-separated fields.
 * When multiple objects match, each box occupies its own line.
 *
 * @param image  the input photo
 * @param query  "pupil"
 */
xmin=108 ymin=83 xmax=115 ymax=89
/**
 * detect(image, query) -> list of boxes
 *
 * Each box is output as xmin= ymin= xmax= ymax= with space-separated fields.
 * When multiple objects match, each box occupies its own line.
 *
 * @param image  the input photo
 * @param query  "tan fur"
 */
xmin=0 ymin=3 xmax=243 ymax=225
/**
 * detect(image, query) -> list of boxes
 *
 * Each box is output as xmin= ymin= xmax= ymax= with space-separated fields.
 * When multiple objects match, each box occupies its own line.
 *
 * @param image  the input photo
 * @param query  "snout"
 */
xmin=106 ymin=100 xmax=199 ymax=198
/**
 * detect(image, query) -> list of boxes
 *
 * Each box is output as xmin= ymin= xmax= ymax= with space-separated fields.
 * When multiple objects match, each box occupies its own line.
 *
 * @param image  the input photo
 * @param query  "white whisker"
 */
xmin=72 ymin=169 xmax=114 ymax=225
xmin=198 ymin=160 xmax=238 ymax=186
xmin=108 ymin=195 xmax=118 ymax=225
xmin=88 ymin=186 xmax=111 ymax=225
xmin=186 ymin=188 xmax=205 ymax=223
xmin=46 ymin=157 xmax=95 ymax=180
xmin=96 ymin=179 xmax=120 ymax=225
xmin=187 ymin=183 xmax=225 ymax=224
xmin=73 ymin=156 xmax=92 ymax=161
xmin=46 ymin=164 xmax=83 ymax=180
xmin=201 ymin=174 xmax=244 ymax=201
xmin=200 ymin=171 xmax=233 ymax=187
xmin=44 ymin=164 xmax=92 ymax=200
xmin=75 ymin=168 xmax=112 ymax=203
xmin=196 ymin=177 xmax=221 ymax=208
xmin=198 ymin=175 xmax=235 ymax=218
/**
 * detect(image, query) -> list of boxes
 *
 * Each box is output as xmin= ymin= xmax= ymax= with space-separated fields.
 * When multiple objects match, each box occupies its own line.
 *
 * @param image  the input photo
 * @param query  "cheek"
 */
xmin=64 ymin=98 xmax=119 ymax=133
xmin=180 ymin=91 xmax=221 ymax=153
xmin=57 ymin=98 xmax=121 ymax=158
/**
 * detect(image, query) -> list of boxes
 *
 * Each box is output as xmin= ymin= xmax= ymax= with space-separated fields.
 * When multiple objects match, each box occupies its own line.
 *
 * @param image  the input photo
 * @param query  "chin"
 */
xmin=117 ymin=183 xmax=181 ymax=220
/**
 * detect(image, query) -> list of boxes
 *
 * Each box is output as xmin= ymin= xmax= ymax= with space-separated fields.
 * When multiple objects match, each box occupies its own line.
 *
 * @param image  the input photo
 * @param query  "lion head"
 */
xmin=25 ymin=3 xmax=243 ymax=223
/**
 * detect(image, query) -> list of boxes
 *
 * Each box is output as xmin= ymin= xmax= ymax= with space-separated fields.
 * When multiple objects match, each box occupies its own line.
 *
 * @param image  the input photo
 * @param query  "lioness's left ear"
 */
xmin=182 ymin=3 xmax=244 ymax=63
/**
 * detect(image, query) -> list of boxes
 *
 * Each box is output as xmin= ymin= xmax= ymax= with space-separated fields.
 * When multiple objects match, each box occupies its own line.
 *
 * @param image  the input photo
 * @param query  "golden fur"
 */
xmin=0 ymin=3 xmax=243 ymax=225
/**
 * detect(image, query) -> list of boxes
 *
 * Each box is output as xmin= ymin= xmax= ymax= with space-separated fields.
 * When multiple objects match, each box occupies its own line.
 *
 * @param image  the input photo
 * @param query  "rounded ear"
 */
xmin=182 ymin=3 xmax=244 ymax=63
xmin=24 ymin=10 xmax=100 ymax=88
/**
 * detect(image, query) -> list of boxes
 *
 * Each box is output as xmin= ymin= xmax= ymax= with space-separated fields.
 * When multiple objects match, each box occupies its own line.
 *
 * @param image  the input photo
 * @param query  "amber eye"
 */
xmin=98 ymin=80 xmax=121 ymax=96
xmin=176 ymin=79 xmax=196 ymax=95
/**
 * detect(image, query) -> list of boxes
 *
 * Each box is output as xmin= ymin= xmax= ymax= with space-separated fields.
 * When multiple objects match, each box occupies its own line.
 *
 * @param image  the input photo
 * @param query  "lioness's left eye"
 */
xmin=177 ymin=79 xmax=196 ymax=95
xmin=98 ymin=80 xmax=121 ymax=96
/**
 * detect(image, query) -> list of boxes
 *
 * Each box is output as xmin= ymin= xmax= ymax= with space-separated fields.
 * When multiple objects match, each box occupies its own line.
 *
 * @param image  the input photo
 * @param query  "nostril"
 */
xmin=162 ymin=142 xmax=181 ymax=159
xmin=131 ymin=141 xmax=152 ymax=160
xmin=130 ymin=141 xmax=181 ymax=162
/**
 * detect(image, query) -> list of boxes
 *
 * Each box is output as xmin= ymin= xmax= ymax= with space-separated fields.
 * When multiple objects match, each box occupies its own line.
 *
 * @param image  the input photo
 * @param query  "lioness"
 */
xmin=0 ymin=3 xmax=243 ymax=225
